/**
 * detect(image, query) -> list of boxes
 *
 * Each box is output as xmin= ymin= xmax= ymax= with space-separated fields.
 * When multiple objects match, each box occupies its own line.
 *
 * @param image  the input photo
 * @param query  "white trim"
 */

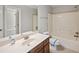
xmin=3 ymin=6 xmax=5 ymax=37
xmin=18 ymin=8 xmax=21 ymax=34
xmin=48 ymin=13 xmax=52 ymax=35
xmin=0 ymin=6 xmax=3 ymax=38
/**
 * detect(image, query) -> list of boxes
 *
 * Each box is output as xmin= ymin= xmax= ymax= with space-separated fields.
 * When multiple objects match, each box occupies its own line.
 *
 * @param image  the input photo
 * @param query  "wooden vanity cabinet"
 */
xmin=43 ymin=38 xmax=49 ymax=53
xmin=43 ymin=44 xmax=49 ymax=53
xmin=28 ymin=38 xmax=50 ymax=53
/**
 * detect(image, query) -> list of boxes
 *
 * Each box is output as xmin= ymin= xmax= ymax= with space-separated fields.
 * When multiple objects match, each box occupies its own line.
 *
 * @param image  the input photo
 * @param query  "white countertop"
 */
xmin=0 ymin=31 xmax=49 ymax=53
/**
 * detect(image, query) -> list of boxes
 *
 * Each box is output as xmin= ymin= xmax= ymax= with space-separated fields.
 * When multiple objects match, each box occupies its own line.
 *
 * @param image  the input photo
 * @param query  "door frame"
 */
xmin=0 ymin=6 xmax=3 ymax=38
xmin=17 ymin=8 xmax=21 ymax=34
xmin=32 ymin=14 xmax=38 ymax=31
xmin=48 ymin=13 xmax=52 ymax=35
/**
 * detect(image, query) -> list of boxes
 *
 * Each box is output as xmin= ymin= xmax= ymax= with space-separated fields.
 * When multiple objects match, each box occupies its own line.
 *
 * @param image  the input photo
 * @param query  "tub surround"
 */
xmin=52 ymin=35 xmax=79 ymax=52
xmin=0 ymin=31 xmax=50 ymax=53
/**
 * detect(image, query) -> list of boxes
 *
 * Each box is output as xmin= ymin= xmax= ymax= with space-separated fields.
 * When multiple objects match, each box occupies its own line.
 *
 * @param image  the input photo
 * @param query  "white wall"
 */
xmin=52 ymin=11 xmax=79 ymax=40
xmin=20 ymin=6 xmax=33 ymax=33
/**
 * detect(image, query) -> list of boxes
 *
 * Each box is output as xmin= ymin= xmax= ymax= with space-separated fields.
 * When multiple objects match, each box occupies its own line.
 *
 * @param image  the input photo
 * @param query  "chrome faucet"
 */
xmin=74 ymin=32 xmax=79 ymax=40
xmin=9 ymin=35 xmax=16 ymax=45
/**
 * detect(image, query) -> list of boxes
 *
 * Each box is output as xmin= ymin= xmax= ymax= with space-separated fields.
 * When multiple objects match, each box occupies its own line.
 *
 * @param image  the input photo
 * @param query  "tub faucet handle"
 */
xmin=75 ymin=32 xmax=79 ymax=34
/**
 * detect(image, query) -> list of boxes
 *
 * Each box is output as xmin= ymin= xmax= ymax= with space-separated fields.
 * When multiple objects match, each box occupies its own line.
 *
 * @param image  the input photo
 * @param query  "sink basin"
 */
xmin=0 ymin=32 xmax=36 ymax=47
xmin=22 ymin=34 xmax=29 ymax=40
xmin=22 ymin=38 xmax=35 ymax=46
xmin=16 ymin=32 xmax=36 ymax=40
xmin=16 ymin=34 xmax=23 ymax=40
xmin=0 ymin=34 xmax=22 ymax=47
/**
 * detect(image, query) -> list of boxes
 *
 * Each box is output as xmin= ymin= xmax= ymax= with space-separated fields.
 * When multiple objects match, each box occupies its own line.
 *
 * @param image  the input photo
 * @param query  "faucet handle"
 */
xmin=74 ymin=35 xmax=79 ymax=37
xmin=75 ymin=32 xmax=79 ymax=34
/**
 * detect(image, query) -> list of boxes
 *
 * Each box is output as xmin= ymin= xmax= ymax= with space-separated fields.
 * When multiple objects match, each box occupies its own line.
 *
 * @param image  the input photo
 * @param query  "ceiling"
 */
xmin=51 ymin=5 xmax=79 ymax=13
xmin=28 ymin=5 xmax=79 ymax=9
xmin=27 ymin=5 xmax=79 ymax=13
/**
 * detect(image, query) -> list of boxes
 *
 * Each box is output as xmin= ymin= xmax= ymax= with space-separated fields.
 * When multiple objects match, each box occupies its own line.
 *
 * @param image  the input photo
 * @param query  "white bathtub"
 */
xmin=52 ymin=36 xmax=79 ymax=52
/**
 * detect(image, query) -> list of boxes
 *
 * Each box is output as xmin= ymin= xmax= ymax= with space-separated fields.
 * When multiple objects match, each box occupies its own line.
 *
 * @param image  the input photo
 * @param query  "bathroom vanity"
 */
xmin=28 ymin=38 xmax=49 ymax=53
xmin=0 ymin=31 xmax=50 ymax=53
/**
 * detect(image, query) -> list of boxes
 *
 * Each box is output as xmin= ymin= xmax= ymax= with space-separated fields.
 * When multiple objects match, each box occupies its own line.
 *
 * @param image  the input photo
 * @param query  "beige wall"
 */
xmin=52 ymin=11 xmax=79 ymax=40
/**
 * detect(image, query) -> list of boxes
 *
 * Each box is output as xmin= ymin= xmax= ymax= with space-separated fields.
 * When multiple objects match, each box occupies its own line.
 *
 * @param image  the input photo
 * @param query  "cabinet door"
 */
xmin=44 ymin=44 xmax=50 ymax=53
xmin=38 ymin=49 xmax=44 ymax=53
xmin=30 ymin=42 xmax=43 ymax=53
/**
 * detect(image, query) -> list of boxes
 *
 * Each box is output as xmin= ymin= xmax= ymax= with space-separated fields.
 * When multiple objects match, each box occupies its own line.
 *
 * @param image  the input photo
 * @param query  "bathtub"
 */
xmin=52 ymin=36 xmax=79 ymax=52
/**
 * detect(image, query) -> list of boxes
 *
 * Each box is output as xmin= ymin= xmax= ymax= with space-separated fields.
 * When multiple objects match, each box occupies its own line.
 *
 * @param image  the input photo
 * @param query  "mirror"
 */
xmin=0 ymin=5 xmax=38 ymax=39
xmin=0 ymin=5 xmax=20 ymax=38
